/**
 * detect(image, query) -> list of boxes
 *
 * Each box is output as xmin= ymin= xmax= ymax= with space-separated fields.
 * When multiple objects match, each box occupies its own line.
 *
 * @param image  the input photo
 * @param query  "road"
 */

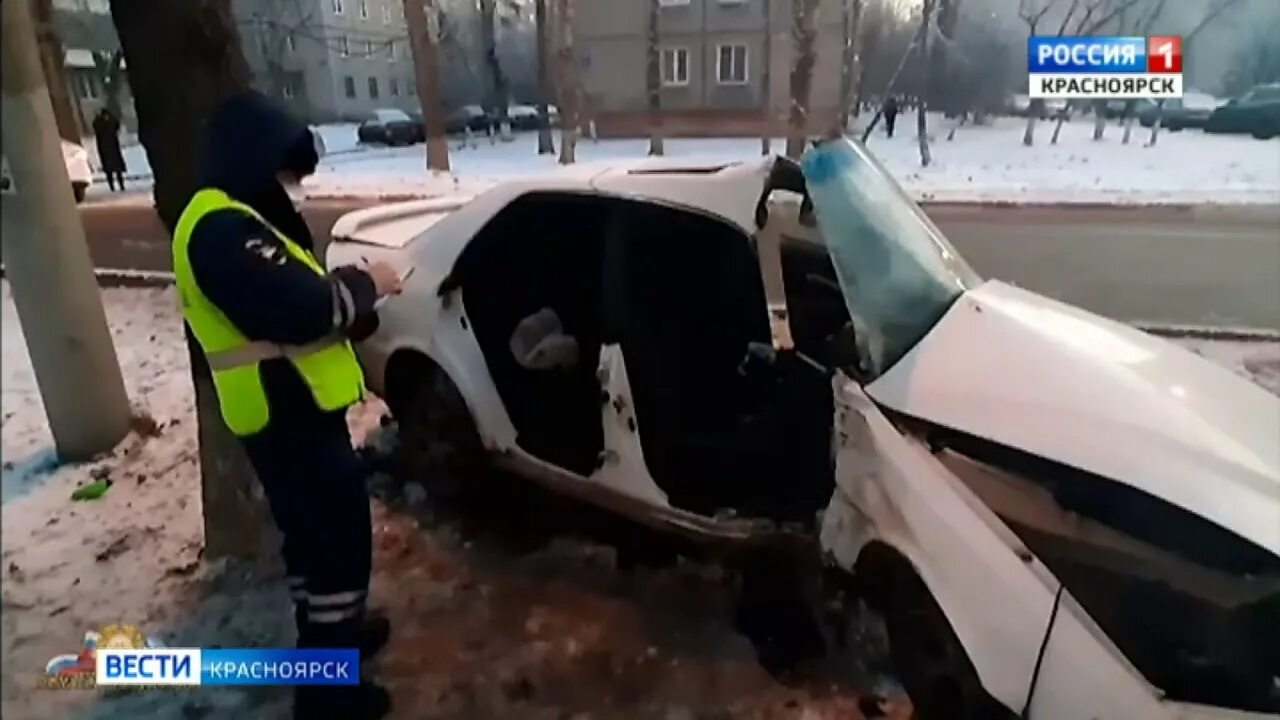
xmin=67 ymin=198 xmax=1280 ymax=330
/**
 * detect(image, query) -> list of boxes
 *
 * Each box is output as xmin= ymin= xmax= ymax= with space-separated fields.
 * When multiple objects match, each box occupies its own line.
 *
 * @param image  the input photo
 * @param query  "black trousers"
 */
xmin=885 ymin=114 xmax=898 ymax=138
xmin=241 ymin=409 xmax=372 ymax=649
xmin=105 ymin=171 xmax=125 ymax=191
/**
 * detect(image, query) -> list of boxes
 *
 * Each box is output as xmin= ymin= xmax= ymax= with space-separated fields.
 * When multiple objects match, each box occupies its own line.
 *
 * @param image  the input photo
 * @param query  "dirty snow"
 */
xmin=1 ymin=283 xmax=903 ymax=719
xmin=3 ymin=283 xmax=1278 ymax=719
xmin=85 ymin=116 xmax=1280 ymax=206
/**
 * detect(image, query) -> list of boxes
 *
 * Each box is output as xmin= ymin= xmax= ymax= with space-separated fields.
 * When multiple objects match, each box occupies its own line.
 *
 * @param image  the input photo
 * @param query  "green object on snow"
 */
xmin=71 ymin=479 xmax=111 ymax=501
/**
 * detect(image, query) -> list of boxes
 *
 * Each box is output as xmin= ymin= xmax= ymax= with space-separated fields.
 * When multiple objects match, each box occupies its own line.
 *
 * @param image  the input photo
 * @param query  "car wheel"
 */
xmin=72 ymin=182 xmax=87 ymax=203
xmin=1253 ymin=127 xmax=1277 ymax=140
xmin=857 ymin=548 xmax=1017 ymax=720
xmin=392 ymin=361 xmax=485 ymax=502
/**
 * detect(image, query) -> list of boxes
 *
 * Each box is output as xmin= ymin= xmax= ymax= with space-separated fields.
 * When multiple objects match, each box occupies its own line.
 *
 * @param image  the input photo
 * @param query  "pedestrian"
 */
xmin=884 ymin=96 xmax=900 ymax=138
xmin=172 ymin=91 xmax=399 ymax=719
xmin=92 ymin=107 xmax=127 ymax=191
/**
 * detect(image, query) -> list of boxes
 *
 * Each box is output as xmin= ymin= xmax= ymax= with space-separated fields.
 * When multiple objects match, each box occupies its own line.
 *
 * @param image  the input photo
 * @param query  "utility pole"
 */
xmin=2 ymin=0 xmax=132 ymax=461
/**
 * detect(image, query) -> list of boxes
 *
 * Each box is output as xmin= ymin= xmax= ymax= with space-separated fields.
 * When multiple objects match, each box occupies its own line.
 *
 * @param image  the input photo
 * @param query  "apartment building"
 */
xmin=51 ymin=0 xmax=137 ymax=133
xmin=575 ymin=0 xmax=849 ymax=137
xmin=233 ymin=0 xmax=422 ymax=123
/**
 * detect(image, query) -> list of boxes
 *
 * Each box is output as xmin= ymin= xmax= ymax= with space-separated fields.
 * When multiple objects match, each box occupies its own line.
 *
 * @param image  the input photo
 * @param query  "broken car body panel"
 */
xmin=865 ymin=280 xmax=1280 ymax=556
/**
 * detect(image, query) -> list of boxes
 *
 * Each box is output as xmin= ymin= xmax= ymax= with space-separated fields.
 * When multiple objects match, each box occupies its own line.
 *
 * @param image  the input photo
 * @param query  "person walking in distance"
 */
xmin=883 ymin=96 xmax=901 ymax=139
xmin=171 ymin=91 xmax=399 ymax=719
xmin=91 ymin=107 xmax=127 ymax=191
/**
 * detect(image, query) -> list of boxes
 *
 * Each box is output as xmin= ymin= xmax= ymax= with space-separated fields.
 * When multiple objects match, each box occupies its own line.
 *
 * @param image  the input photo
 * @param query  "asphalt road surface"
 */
xmin=63 ymin=198 xmax=1280 ymax=330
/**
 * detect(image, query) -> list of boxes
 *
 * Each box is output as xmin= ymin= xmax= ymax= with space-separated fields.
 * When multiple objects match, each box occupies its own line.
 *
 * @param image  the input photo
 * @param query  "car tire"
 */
xmin=857 ymin=548 xmax=1017 ymax=720
xmin=392 ymin=361 xmax=485 ymax=503
xmin=72 ymin=182 xmax=87 ymax=204
xmin=1253 ymin=127 xmax=1277 ymax=140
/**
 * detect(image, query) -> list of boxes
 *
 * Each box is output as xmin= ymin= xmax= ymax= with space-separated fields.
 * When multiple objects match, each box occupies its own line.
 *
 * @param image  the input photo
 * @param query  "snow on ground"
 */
xmin=86 ymin=116 xmax=1280 ymax=206
xmin=0 ymin=283 xmax=898 ymax=719
xmin=3 ymin=284 xmax=1278 ymax=719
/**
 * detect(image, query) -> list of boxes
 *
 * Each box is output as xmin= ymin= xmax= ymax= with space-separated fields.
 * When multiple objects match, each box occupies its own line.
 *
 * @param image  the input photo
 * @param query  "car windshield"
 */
xmin=800 ymin=140 xmax=980 ymax=377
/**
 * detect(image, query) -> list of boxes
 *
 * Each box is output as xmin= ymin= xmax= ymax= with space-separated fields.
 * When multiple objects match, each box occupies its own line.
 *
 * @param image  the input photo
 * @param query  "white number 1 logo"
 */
xmin=1156 ymin=41 xmax=1173 ymax=69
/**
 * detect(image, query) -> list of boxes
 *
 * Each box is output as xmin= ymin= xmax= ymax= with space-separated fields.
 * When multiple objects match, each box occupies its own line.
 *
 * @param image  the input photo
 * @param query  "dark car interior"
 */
xmin=453 ymin=188 xmax=848 ymax=528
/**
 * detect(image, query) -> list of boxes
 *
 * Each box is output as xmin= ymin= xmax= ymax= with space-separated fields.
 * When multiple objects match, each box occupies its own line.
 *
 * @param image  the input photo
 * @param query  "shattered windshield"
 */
xmin=800 ymin=140 xmax=980 ymax=378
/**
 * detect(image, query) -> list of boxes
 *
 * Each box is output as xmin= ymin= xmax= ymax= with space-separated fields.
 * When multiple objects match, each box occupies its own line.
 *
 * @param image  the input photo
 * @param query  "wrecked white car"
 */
xmin=327 ymin=140 xmax=1280 ymax=720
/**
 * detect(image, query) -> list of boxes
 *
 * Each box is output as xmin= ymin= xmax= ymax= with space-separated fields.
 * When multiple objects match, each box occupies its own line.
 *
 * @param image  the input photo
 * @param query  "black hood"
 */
xmin=201 ymin=91 xmax=316 ymax=251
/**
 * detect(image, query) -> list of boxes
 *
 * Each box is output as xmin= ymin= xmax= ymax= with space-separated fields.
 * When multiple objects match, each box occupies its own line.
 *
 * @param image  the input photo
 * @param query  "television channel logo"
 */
xmin=1027 ymin=35 xmax=1183 ymax=99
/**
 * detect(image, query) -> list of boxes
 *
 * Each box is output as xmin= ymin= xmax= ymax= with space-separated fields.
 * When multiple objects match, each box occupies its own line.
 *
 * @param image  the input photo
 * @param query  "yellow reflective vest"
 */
xmin=172 ymin=188 xmax=364 ymax=437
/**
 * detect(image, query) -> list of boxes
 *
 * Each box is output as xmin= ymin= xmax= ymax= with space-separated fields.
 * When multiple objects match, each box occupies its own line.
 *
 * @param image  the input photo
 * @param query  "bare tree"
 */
xmin=110 ymin=0 xmax=270 ymax=558
xmin=761 ymin=0 xmax=773 ymax=154
xmin=852 ymin=0 xmax=887 ymax=121
xmin=916 ymin=0 xmax=935 ymax=166
xmin=1018 ymin=0 xmax=1056 ymax=146
xmin=785 ymin=0 xmax=818 ymax=158
xmin=91 ymin=49 xmax=126 ymax=120
xmin=556 ymin=0 xmax=578 ymax=164
xmin=833 ymin=0 xmax=864 ymax=137
xmin=535 ymin=0 xmax=555 ymax=154
xmin=1122 ymin=0 xmax=1167 ymax=144
xmin=31 ymin=0 xmax=82 ymax=140
xmin=646 ymin=0 xmax=664 ymax=156
xmin=1147 ymin=0 xmax=1244 ymax=147
xmin=480 ymin=0 xmax=513 ymax=141
xmin=407 ymin=0 xmax=451 ymax=171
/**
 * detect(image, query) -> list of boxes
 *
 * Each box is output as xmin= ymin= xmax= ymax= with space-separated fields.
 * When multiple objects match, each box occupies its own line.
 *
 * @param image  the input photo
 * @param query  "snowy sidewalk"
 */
xmin=90 ymin=116 xmax=1280 ymax=206
xmin=2 ymin=283 xmax=1278 ymax=719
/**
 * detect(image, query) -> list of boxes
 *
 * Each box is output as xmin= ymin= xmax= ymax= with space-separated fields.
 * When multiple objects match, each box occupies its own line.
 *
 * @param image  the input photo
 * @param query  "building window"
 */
xmin=658 ymin=0 xmax=690 ymax=6
xmin=718 ymin=0 xmax=747 ymax=4
xmin=358 ymin=0 xmax=368 ymax=19
xmin=716 ymin=43 xmax=748 ymax=85
xmin=287 ymin=33 xmax=297 ymax=53
xmin=390 ymin=78 xmax=399 ymax=96
xmin=368 ymin=77 xmax=379 ymax=98
xmin=364 ymin=39 xmax=376 ymax=57
xmin=344 ymin=75 xmax=357 ymax=98
xmin=408 ymin=79 xmax=416 ymax=96
xmin=382 ymin=3 xmax=392 ymax=24
xmin=338 ymin=35 xmax=350 ymax=57
xmin=661 ymin=47 xmax=689 ymax=87
xmin=386 ymin=41 xmax=394 ymax=61
xmin=332 ymin=0 xmax=345 ymax=15
xmin=85 ymin=0 xmax=109 ymax=13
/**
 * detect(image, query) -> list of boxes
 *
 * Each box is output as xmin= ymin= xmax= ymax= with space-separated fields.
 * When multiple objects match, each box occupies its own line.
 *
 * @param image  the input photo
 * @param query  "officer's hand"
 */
xmin=367 ymin=262 xmax=403 ymax=297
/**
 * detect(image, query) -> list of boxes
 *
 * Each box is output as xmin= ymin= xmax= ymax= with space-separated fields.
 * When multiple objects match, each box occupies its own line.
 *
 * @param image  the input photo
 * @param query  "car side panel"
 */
xmin=822 ymin=376 xmax=1171 ymax=719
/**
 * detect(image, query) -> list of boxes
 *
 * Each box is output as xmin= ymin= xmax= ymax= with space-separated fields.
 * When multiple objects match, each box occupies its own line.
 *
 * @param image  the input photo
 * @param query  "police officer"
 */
xmin=172 ymin=91 xmax=397 ymax=719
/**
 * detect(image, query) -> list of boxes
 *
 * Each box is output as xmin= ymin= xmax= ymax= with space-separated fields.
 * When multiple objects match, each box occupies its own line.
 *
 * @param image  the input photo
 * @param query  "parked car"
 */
xmin=357 ymin=108 xmax=420 ymax=146
xmin=327 ymin=141 xmax=1279 ymax=720
xmin=1205 ymin=84 xmax=1280 ymax=139
xmin=505 ymin=104 xmax=561 ymax=130
xmin=1136 ymin=92 xmax=1221 ymax=130
xmin=444 ymin=105 xmax=493 ymax=135
xmin=63 ymin=140 xmax=92 ymax=203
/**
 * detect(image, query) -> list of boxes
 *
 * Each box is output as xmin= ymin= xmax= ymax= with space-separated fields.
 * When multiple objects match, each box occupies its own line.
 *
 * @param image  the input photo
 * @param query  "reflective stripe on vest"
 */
xmin=172 ymin=188 xmax=365 ymax=437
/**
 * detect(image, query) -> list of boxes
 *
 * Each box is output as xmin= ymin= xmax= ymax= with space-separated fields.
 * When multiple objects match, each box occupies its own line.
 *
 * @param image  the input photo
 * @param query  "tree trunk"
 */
xmin=1146 ymin=99 xmax=1164 ymax=147
xmin=31 ymin=0 xmax=82 ymax=141
xmin=1050 ymin=110 xmax=1067 ymax=144
xmin=833 ymin=0 xmax=862 ymax=137
xmin=480 ymin=0 xmax=512 ymax=142
xmin=1121 ymin=103 xmax=1136 ymax=144
xmin=556 ymin=0 xmax=578 ymax=164
xmin=534 ymin=0 xmax=555 ymax=155
xmin=785 ymin=0 xmax=817 ymax=158
xmin=1022 ymin=98 xmax=1043 ymax=146
xmin=1092 ymin=100 xmax=1107 ymax=140
xmin=915 ymin=0 xmax=932 ymax=167
xmin=406 ymin=0 xmax=450 ymax=171
xmin=646 ymin=0 xmax=664 ymax=156
xmin=110 ymin=0 xmax=269 ymax=560
xmin=760 ymin=0 xmax=772 ymax=154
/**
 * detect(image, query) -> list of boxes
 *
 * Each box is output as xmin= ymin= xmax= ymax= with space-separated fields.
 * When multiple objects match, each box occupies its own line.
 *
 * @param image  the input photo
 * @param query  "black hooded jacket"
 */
xmin=186 ymin=91 xmax=378 ymax=427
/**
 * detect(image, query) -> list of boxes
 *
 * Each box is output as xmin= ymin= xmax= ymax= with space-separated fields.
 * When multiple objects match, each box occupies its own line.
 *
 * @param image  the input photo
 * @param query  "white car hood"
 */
xmin=866 ymin=280 xmax=1280 ymax=556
